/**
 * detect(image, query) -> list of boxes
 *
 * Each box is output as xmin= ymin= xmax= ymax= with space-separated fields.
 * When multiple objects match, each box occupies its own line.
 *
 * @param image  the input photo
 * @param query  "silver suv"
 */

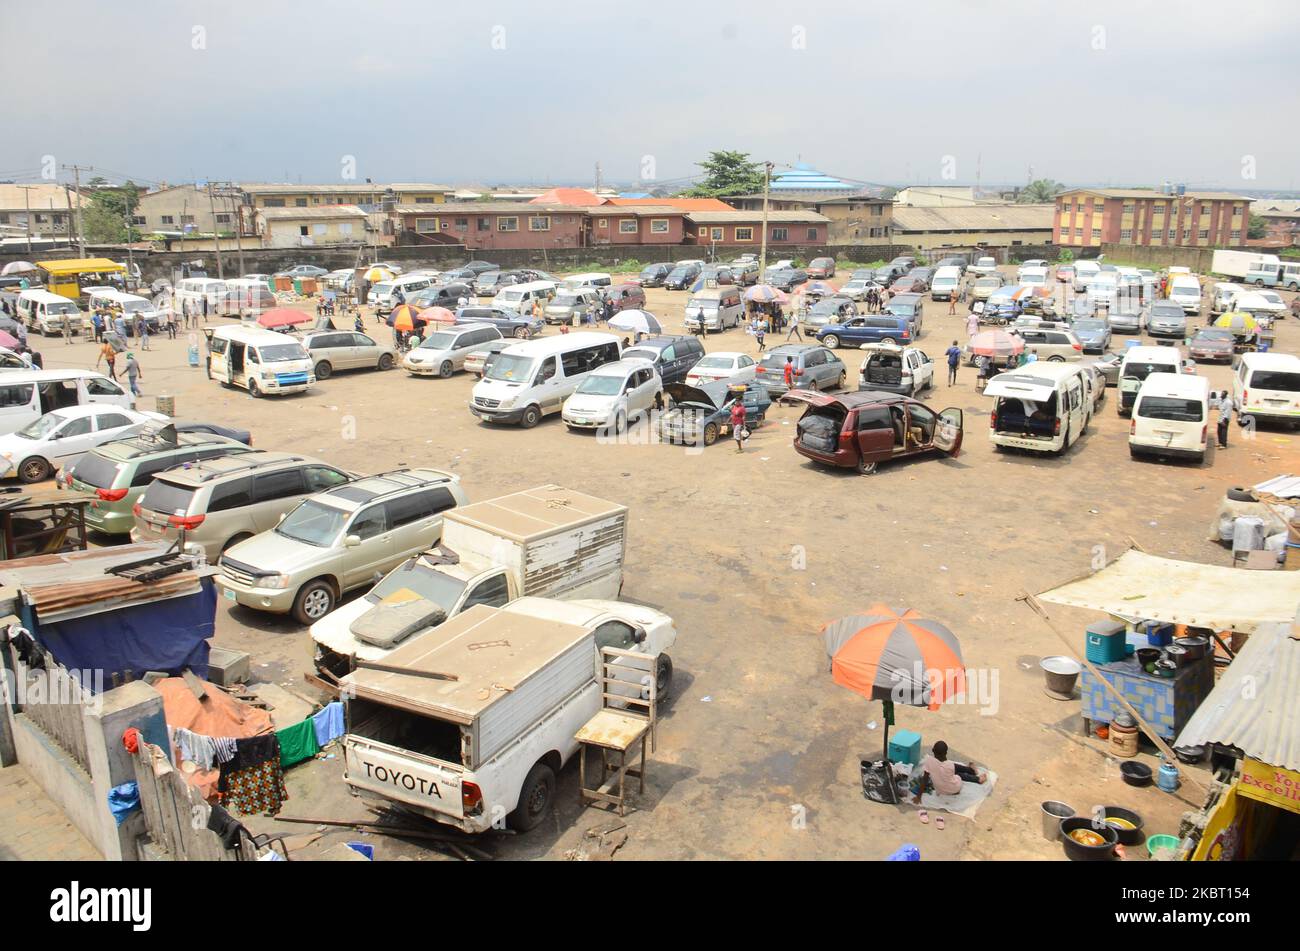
xmin=218 ymin=468 xmax=468 ymax=624
xmin=132 ymin=451 xmax=354 ymax=562
xmin=403 ymin=323 xmax=504 ymax=378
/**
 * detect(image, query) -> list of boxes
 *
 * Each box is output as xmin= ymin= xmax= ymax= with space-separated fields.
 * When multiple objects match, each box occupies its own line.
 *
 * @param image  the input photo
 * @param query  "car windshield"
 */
xmin=121 ymin=300 xmax=146 ymax=313
xmin=17 ymin=413 xmax=68 ymax=440
xmin=976 ymin=278 xmax=1000 ymax=287
xmin=639 ymin=268 xmax=661 ymax=278
xmin=275 ymin=500 xmax=348 ymax=547
xmin=372 ymin=282 xmax=393 ymax=295
xmin=687 ymin=298 xmax=718 ymax=309
xmin=419 ymin=332 xmax=458 ymax=350
xmin=1075 ymin=320 xmax=1106 ymax=331
xmin=259 ymin=344 xmax=307 ymax=363
xmin=554 ymin=293 xmax=583 ymax=305
xmin=498 ymin=290 xmax=522 ymax=300
xmin=1196 ymin=329 xmax=1233 ymax=341
xmin=576 ymin=375 xmax=625 ymax=396
xmin=695 ymin=355 xmax=735 ymax=369
xmin=485 ymin=353 xmax=535 ymax=381
xmin=1140 ymin=397 xmax=1203 ymax=422
xmin=367 ymin=557 xmax=467 ymax=611
xmin=1250 ymin=371 xmax=1300 ymax=392
xmin=759 ymin=352 xmax=797 ymax=370
xmin=933 ymin=277 xmax=957 ymax=286
xmin=68 ymin=453 xmax=122 ymax=489
xmin=887 ymin=303 xmax=918 ymax=317
xmin=48 ymin=301 xmax=78 ymax=315
xmin=668 ymin=269 xmax=689 ymax=279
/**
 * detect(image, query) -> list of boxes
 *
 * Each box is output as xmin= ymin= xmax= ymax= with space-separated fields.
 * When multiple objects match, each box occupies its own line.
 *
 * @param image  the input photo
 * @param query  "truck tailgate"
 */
xmin=344 ymin=735 xmax=464 ymax=819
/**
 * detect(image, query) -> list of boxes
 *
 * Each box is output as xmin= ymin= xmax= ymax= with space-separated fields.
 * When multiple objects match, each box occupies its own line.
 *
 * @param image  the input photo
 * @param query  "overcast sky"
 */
xmin=2 ymin=0 xmax=1297 ymax=192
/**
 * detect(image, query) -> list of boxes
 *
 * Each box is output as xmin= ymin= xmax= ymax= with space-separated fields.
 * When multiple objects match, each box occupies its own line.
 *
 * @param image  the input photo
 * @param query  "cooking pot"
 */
xmin=1174 ymin=635 xmax=1209 ymax=661
xmin=1164 ymin=644 xmax=1191 ymax=667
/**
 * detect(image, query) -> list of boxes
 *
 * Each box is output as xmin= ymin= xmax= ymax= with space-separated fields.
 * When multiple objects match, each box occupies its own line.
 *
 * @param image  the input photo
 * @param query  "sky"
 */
xmin=2 ymin=0 xmax=1298 ymax=192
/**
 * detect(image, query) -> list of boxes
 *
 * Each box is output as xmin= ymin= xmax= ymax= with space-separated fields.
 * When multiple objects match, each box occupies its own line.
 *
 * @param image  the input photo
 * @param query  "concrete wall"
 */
xmin=1096 ymin=242 xmax=1219 ymax=272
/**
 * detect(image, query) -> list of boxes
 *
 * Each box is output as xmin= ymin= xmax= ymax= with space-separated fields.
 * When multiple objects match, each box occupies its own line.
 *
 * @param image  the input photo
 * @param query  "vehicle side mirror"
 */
xmin=345 ymin=534 xmax=361 ymax=547
xmin=633 ymin=627 xmax=647 ymax=644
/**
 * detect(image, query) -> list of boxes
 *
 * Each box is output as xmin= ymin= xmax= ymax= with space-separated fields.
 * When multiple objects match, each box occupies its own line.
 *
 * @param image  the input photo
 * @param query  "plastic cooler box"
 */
xmin=888 ymin=729 xmax=922 ymax=766
xmin=1086 ymin=619 xmax=1128 ymax=664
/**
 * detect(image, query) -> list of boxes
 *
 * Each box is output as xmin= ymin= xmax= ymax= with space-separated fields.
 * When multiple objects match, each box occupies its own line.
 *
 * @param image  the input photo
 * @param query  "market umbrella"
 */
xmin=744 ymin=284 xmax=788 ymax=304
xmin=365 ymin=266 xmax=395 ymax=283
xmin=967 ymin=329 xmax=1025 ymax=358
xmin=389 ymin=303 xmax=424 ymax=332
xmin=0 ymin=329 xmax=20 ymax=350
xmin=1215 ymin=311 xmax=1257 ymax=334
xmin=804 ymin=280 xmax=838 ymax=297
xmin=823 ymin=605 xmax=966 ymax=800
xmin=1 ymin=261 xmax=36 ymax=275
xmin=416 ymin=306 xmax=458 ymax=326
xmin=608 ymin=310 xmax=662 ymax=335
xmin=256 ymin=308 xmax=312 ymax=329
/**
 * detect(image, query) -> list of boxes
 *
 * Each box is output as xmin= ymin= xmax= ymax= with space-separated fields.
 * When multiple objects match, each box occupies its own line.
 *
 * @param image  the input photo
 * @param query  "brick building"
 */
xmin=1054 ymin=188 xmax=1249 ymax=250
xmin=682 ymin=210 xmax=829 ymax=247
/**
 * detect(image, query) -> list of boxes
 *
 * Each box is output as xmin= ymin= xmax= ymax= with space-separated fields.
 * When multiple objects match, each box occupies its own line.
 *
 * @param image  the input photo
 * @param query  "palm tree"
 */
xmin=1017 ymin=179 xmax=1062 ymax=203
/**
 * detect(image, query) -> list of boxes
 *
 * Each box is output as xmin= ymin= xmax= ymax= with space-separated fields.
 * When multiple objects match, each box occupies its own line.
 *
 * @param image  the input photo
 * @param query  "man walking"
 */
xmin=753 ymin=316 xmax=766 ymax=353
xmin=786 ymin=310 xmax=803 ymax=341
xmin=96 ymin=338 xmax=119 ymax=380
xmin=124 ymin=352 xmax=142 ymax=396
xmin=948 ymin=292 xmax=958 ymax=316
xmin=966 ymin=308 xmax=980 ymax=338
xmin=945 ymin=340 xmax=962 ymax=386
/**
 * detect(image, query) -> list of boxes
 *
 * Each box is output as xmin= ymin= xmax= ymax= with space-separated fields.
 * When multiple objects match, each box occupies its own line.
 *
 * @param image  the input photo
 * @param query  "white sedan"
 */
xmin=837 ymin=279 xmax=882 ymax=302
xmin=0 ymin=406 xmax=164 ymax=483
xmin=685 ymin=351 xmax=757 ymax=387
xmin=1257 ymin=290 xmax=1288 ymax=318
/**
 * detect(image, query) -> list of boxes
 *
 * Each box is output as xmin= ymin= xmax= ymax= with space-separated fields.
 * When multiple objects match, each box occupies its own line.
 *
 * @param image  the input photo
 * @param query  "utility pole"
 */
xmin=61 ymin=164 xmax=90 ymax=256
xmin=217 ymin=184 xmax=246 ymax=276
xmin=594 ymin=161 xmax=602 ymax=195
xmin=759 ymin=161 xmax=773 ymax=280
xmin=207 ymin=183 xmax=225 ymax=278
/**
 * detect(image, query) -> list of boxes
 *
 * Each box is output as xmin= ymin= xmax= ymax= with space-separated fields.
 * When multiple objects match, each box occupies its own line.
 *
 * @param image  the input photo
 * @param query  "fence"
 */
xmin=9 ymin=654 xmax=92 ymax=774
xmin=132 ymin=743 xmax=257 ymax=861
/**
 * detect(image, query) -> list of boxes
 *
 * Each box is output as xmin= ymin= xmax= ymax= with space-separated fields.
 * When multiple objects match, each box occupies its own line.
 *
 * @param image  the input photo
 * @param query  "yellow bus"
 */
xmin=36 ymin=257 xmax=127 ymax=301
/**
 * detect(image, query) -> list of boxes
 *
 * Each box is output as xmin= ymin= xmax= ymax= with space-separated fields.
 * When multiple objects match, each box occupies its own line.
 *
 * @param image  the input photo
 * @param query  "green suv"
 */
xmin=63 ymin=426 xmax=255 ymax=537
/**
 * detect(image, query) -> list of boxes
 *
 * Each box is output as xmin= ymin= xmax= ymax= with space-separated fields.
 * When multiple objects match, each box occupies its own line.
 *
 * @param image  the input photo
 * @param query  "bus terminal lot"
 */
xmin=18 ymin=270 xmax=1300 ymax=860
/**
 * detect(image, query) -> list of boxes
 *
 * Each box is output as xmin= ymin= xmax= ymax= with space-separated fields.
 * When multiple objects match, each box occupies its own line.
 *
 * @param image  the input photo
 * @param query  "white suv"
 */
xmin=218 ymin=468 xmax=469 ymax=623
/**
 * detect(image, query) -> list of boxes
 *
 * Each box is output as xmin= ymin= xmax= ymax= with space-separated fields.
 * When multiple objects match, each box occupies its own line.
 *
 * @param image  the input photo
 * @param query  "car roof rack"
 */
xmin=191 ymin=454 xmax=304 ymax=483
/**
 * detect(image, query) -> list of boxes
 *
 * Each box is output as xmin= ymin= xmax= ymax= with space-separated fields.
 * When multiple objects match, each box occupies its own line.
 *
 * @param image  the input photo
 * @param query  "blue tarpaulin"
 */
xmin=28 ymin=579 xmax=216 ymax=691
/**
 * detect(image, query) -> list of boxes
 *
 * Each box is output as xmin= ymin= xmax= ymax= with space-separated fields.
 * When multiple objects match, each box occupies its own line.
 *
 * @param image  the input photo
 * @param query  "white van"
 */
xmin=371 ymin=274 xmax=432 ymax=314
xmin=86 ymin=289 xmax=160 ymax=332
xmin=0 ymin=369 xmax=134 ymax=435
xmin=470 ymin=332 xmax=622 ymax=428
xmin=1167 ymin=275 xmax=1202 ymax=314
xmin=929 ymin=265 xmax=962 ymax=302
xmin=1117 ymin=345 xmax=1186 ymax=416
xmin=1130 ymin=372 xmax=1210 ymax=463
xmin=1233 ymin=352 xmax=1300 ymax=426
xmin=174 ymin=277 xmax=230 ymax=318
xmin=493 ymin=280 xmax=557 ymax=316
xmin=205 ymin=325 xmax=315 ymax=397
xmin=986 ymin=362 xmax=1089 ymax=455
xmin=1072 ymin=260 xmax=1101 ymax=292
xmin=562 ymin=272 xmax=613 ymax=291
xmin=16 ymin=290 xmax=82 ymax=336
xmin=1211 ymin=282 xmax=1242 ymax=316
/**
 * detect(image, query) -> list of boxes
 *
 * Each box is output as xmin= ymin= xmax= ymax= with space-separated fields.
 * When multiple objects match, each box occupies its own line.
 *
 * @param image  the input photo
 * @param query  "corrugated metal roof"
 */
xmin=892 ymin=204 xmax=1054 ymax=232
xmin=397 ymin=203 xmax=588 ymax=215
xmin=244 ymin=183 xmax=448 ymax=194
xmin=0 ymin=184 xmax=87 ymax=211
xmin=1057 ymin=188 xmax=1251 ymax=202
xmin=1175 ymin=620 xmax=1300 ymax=770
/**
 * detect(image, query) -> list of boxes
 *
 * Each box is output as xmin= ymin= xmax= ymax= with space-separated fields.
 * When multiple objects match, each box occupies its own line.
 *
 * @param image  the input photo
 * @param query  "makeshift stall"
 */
xmin=1175 ymin=620 xmax=1300 ymax=860
xmin=1078 ymin=653 xmax=1214 ymax=741
xmin=0 ymin=542 xmax=218 ymax=688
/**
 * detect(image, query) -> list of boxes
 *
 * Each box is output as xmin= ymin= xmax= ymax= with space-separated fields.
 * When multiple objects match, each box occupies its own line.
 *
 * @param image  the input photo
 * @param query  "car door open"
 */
xmin=935 ymin=408 xmax=964 ymax=456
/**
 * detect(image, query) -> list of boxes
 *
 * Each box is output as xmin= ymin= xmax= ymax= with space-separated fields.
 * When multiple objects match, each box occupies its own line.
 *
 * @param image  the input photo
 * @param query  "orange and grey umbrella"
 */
xmin=823 ymin=604 xmax=965 ymax=711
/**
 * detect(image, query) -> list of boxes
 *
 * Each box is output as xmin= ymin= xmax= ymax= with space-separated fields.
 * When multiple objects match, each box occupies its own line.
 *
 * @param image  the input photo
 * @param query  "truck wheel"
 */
xmin=292 ymin=579 xmax=335 ymax=625
xmin=509 ymin=762 xmax=556 ymax=832
xmin=520 ymin=404 xmax=542 ymax=428
xmin=655 ymin=654 xmax=674 ymax=699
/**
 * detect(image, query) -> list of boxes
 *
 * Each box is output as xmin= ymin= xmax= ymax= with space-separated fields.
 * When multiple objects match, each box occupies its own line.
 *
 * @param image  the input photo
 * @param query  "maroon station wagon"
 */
xmin=788 ymin=390 xmax=964 ymax=474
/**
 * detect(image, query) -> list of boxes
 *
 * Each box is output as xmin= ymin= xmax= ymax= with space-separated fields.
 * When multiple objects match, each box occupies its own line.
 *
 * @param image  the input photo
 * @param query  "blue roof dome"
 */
xmin=771 ymin=164 xmax=853 ymax=191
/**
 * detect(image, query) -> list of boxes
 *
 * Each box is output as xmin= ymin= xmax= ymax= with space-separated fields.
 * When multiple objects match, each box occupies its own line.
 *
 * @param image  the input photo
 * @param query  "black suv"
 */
xmin=620 ymin=335 xmax=705 ymax=386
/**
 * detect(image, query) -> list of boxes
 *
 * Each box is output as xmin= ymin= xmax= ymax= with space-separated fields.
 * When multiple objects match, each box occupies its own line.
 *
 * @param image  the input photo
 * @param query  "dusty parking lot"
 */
xmin=22 ymin=268 xmax=1300 ymax=860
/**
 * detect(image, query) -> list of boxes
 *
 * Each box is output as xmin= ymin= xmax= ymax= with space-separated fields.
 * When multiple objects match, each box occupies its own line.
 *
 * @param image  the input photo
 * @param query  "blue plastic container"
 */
xmin=1144 ymin=621 xmax=1174 ymax=647
xmin=888 ymin=729 xmax=923 ymax=766
xmin=1086 ymin=619 xmax=1128 ymax=664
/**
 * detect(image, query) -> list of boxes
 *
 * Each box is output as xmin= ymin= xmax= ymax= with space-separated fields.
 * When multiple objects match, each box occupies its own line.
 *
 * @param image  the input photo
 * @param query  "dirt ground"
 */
xmin=21 ymin=268 xmax=1300 ymax=861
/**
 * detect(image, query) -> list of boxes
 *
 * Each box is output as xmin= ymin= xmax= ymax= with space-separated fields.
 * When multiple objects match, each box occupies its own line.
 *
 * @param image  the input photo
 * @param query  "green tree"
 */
xmin=82 ymin=181 xmax=142 ymax=243
xmin=1017 ymin=179 xmax=1063 ymax=203
xmin=1247 ymin=213 xmax=1267 ymax=240
xmin=684 ymin=150 xmax=765 ymax=198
